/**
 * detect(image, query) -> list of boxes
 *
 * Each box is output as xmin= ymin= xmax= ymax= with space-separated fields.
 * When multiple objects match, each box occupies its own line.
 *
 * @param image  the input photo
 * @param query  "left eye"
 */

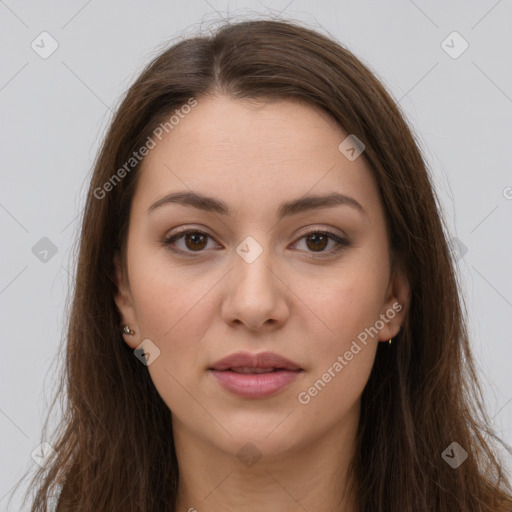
xmin=294 ymin=230 xmax=349 ymax=255
xmin=162 ymin=229 xmax=349 ymax=256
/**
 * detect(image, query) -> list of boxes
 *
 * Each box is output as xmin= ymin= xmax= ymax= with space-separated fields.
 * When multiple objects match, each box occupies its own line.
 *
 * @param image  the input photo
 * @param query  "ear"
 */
xmin=378 ymin=264 xmax=410 ymax=342
xmin=113 ymin=252 xmax=139 ymax=349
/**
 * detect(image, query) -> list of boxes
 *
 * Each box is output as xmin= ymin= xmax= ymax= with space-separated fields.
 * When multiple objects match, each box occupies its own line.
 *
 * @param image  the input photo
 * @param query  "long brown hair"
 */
xmin=11 ymin=17 xmax=512 ymax=511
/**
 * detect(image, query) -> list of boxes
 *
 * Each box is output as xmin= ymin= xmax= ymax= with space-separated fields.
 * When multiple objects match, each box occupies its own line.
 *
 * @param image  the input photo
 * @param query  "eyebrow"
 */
xmin=148 ymin=191 xmax=367 ymax=219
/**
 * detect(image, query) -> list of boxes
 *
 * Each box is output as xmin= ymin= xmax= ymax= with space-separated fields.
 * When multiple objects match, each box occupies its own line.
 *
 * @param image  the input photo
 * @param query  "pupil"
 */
xmin=186 ymin=233 xmax=207 ymax=251
xmin=307 ymin=233 xmax=327 ymax=251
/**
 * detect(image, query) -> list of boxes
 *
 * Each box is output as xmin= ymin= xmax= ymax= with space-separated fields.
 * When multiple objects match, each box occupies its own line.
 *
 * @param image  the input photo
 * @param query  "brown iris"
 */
xmin=184 ymin=232 xmax=208 ymax=251
xmin=305 ymin=232 xmax=329 ymax=252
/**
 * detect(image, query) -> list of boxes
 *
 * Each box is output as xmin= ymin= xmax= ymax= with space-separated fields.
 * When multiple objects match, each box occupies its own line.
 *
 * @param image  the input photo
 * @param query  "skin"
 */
xmin=114 ymin=94 xmax=410 ymax=512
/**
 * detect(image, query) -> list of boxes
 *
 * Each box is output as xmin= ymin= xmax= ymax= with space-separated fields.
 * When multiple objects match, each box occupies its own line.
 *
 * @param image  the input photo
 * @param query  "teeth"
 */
xmin=230 ymin=367 xmax=276 ymax=374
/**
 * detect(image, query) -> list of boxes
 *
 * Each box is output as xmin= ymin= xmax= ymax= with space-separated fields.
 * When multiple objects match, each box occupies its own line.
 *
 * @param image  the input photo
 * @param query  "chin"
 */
xmin=207 ymin=410 xmax=307 ymax=454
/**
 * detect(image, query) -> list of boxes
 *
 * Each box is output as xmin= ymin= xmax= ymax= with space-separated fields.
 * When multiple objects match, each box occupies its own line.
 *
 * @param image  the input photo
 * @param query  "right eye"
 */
xmin=162 ymin=229 xmax=221 ymax=255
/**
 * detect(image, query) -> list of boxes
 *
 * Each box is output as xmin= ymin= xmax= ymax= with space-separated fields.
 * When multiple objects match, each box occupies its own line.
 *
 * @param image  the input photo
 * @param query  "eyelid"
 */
xmin=298 ymin=225 xmax=348 ymax=242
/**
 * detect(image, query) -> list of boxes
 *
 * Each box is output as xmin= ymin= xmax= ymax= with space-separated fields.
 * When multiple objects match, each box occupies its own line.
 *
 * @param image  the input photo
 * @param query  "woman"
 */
xmin=17 ymin=18 xmax=512 ymax=511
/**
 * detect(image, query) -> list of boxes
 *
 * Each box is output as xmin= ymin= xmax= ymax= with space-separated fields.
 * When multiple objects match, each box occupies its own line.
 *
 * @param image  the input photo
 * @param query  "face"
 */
xmin=114 ymin=94 xmax=409 ymax=459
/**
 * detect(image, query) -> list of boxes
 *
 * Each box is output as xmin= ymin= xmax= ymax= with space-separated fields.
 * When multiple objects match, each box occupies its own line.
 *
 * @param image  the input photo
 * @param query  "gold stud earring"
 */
xmin=122 ymin=325 xmax=135 ymax=336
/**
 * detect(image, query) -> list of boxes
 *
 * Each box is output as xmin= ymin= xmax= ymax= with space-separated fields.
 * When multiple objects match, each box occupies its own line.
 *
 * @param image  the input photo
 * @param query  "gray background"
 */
xmin=1 ymin=0 xmax=511 ymax=509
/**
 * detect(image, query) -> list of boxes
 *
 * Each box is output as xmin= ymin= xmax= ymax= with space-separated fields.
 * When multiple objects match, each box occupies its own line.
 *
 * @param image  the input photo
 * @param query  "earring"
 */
xmin=122 ymin=325 xmax=135 ymax=336
xmin=388 ymin=338 xmax=392 ymax=345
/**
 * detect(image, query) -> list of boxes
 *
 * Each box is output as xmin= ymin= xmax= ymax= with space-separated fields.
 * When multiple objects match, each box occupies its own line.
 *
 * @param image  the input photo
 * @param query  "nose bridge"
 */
xmin=222 ymin=234 xmax=288 ymax=329
xmin=233 ymin=234 xmax=276 ymax=297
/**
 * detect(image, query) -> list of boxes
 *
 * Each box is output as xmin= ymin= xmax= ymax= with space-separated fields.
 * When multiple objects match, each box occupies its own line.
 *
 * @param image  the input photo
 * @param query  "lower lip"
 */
xmin=209 ymin=369 xmax=302 ymax=398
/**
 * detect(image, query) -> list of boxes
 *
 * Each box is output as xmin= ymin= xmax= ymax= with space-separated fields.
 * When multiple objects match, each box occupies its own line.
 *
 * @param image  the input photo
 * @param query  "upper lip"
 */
xmin=209 ymin=351 xmax=302 ymax=371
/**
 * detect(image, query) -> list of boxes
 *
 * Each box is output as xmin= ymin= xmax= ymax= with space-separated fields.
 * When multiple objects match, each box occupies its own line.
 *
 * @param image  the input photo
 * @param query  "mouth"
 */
xmin=209 ymin=351 xmax=302 ymax=372
xmin=220 ymin=367 xmax=301 ymax=374
xmin=208 ymin=351 xmax=304 ymax=398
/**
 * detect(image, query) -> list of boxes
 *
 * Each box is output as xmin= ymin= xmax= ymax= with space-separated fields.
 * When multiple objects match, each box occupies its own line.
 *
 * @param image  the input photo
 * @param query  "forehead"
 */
xmin=132 ymin=95 xmax=382 ymax=223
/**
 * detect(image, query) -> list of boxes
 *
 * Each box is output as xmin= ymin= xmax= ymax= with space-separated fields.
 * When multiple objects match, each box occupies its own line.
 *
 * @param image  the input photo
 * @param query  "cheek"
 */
xmin=128 ymin=240 xmax=213 ymax=338
xmin=295 ymin=258 xmax=387 ymax=353
xmin=128 ymin=259 xmax=216 ymax=413
xmin=292 ymin=256 xmax=386 ymax=412
xmin=128 ymin=262 xmax=236 ymax=417
xmin=296 ymin=341 xmax=377 ymax=426
xmin=293 ymin=271 xmax=383 ymax=412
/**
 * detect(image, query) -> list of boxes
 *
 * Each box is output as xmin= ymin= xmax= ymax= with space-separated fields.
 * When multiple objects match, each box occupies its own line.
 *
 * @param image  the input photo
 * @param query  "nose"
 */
xmin=221 ymin=244 xmax=290 ymax=332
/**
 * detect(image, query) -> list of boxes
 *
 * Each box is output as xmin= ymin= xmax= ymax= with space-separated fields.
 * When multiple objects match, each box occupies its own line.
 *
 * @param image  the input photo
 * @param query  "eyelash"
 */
xmin=162 ymin=227 xmax=350 ymax=258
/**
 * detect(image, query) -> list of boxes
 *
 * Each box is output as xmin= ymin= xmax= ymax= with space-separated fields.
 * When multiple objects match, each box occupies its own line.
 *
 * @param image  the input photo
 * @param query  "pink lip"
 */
xmin=209 ymin=369 xmax=302 ymax=398
xmin=210 ymin=351 xmax=302 ymax=371
xmin=208 ymin=351 xmax=303 ymax=399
